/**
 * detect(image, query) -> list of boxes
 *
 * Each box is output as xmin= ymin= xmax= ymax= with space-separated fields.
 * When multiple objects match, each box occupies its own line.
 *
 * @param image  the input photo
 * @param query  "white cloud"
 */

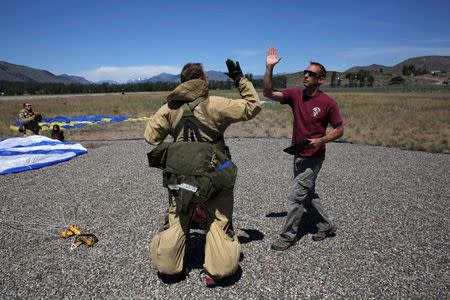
xmin=79 ymin=65 xmax=182 ymax=83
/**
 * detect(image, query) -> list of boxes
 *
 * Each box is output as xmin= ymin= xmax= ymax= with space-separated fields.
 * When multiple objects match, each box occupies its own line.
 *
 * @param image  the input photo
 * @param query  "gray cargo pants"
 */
xmin=280 ymin=156 xmax=332 ymax=242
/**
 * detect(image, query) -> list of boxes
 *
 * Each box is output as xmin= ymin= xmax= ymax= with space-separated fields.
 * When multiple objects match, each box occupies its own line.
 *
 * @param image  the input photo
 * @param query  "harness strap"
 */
xmin=187 ymin=96 xmax=207 ymax=111
xmin=59 ymin=224 xmax=98 ymax=249
xmin=183 ymin=119 xmax=204 ymax=142
xmin=173 ymin=97 xmax=224 ymax=144
xmin=70 ymin=234 xmax=99 ymax=250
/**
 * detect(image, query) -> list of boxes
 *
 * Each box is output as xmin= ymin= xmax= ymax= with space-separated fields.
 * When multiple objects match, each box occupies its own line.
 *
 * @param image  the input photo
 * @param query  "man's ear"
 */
xmin=318 ymin=77 xmax=325 ymax=85
xmin=202 ymin=71 xmax=208 ymax=82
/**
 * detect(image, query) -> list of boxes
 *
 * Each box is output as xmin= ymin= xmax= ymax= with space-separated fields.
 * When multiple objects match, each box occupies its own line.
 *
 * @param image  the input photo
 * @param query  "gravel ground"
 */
xmin=1 ymin=138 xmax=449 ymax=299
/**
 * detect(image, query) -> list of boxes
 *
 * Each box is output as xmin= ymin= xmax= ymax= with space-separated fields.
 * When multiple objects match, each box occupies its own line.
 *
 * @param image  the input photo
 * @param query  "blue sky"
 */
xmin=2 ymin=0 xmax=449 ymax=82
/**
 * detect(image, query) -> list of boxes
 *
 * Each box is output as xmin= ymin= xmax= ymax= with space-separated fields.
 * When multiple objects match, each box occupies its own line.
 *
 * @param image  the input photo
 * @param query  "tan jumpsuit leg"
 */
xmin=204 ymin=188 xmax=241 ymax=279
xmin=151 ymin=188 xmax=241 ymax=278
xmin=150 ymin=193 xmax=193 ymax=275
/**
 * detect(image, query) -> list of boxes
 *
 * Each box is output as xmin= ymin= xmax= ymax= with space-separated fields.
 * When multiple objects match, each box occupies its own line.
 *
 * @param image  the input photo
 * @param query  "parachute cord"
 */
xmin=56 ymin=176 xmax=73 ymax=226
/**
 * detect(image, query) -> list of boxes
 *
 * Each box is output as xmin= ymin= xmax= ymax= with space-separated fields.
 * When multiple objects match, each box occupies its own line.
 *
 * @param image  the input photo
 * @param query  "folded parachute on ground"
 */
xmin=9 ymin=115 xmax=150 ymax=132
xmin=0 ymin=135 xmax=88 ymax=175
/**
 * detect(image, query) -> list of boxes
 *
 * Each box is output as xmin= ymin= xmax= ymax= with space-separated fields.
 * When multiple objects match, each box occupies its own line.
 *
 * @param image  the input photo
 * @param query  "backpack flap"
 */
xmin=209 ymin=146 xmax=237 ymax=189
xmin=165 ymin=174 xmax=197 ymax=213
xmin=164 ymin=142 xmax=215 ymax=176
xmin=164 ymin=173 xmax=213 ymax=212
xmin=147 ymin=142 xmax=170 ymax=168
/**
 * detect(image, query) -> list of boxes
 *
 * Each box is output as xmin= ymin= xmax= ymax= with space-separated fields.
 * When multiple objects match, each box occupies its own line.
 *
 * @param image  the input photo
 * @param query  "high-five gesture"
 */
xmin=225 ymin=59 xmax=244 ymax=87
xmin=263 ymin=47 xmax=284 ymax=102
xmin=266 ymin=47 xmax=282 ymax=67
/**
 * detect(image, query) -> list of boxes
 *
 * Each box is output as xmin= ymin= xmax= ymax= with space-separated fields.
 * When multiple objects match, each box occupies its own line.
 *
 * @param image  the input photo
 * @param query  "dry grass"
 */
xmin=1 ymin=89 xmax=449 ymax=153
xmin=0 ymin=92 xmax=166 ymax=139
xmin=331 ymin=91 xmax=450 ymax=152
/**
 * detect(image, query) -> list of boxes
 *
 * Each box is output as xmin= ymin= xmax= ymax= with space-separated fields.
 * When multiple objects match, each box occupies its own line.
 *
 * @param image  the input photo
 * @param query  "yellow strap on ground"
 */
xmin=59 ymin=224 xmax=98 ymax=249
xmin=59 ymin=224 xmax=82 ymax=238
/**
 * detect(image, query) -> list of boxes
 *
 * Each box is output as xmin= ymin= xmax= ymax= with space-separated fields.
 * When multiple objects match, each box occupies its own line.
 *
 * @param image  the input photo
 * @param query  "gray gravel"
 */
xmin=1 ymin=138 xmax=449 ymax=299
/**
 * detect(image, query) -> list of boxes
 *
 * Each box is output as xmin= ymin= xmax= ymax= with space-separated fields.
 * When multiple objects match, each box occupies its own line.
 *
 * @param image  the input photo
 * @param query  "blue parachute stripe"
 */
xmin=217 ymin=160 xmax=233 ymax=170
xmin=0 ymin=155 xmax=77 ymax=175
xmin=9 ymin=140 xmax=70 ymax=148
xmin=0 ymin=136 xmax=88 ymax=175
xmin=0 ymin=148 xmax=87 ymax=157
xmin=10 ymin=115 xmax=150 ymax=133
xmin=11 ymin=115 xmax=140 ymax=131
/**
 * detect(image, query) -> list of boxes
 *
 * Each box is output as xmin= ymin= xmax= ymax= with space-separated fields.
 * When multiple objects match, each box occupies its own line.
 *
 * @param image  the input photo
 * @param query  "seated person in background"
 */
xmin=18 ymin=102 xmax=42 ymax=135
xmin=51 ymin=124 xmax=65 ymax=141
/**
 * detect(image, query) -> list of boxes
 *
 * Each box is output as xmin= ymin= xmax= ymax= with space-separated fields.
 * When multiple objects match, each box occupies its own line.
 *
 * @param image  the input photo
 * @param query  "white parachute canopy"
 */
xmin=0 ymin=135 xmax=88 ymax=175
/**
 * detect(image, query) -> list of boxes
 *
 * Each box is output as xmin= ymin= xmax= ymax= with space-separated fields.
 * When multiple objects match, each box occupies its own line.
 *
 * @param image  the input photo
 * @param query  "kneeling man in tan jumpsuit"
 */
xmin=144 ymin=60 xmax=260 ymax=286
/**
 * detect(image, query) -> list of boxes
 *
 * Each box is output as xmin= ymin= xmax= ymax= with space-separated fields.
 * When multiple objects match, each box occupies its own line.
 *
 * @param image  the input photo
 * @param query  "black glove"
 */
xmin=225 ymin=59 xmax=243 ymax=87
xmin=34 ymin=113 xmax=43 ymax=122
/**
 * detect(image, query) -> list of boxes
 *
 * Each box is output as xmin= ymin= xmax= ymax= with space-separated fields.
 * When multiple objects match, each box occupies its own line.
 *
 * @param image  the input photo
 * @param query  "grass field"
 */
xmin=1 ymin=88 xmax=449 ymax=153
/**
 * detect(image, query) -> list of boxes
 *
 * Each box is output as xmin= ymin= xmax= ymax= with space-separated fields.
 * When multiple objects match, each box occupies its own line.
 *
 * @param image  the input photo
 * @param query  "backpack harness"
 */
xmin=147 ymin=97 xmax=237 ymax=213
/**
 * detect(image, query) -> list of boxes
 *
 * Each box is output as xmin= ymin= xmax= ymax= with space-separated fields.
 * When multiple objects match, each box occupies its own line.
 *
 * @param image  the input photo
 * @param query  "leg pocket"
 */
xmin=204 ymin=221 xmax=241 ymax=279
xmin=150 ymin=222 xmax=186 ymax=275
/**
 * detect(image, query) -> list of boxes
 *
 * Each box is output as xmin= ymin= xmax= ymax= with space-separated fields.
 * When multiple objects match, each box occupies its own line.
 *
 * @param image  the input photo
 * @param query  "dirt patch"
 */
xmin=81 ymin=141 xmax=107 ymax=149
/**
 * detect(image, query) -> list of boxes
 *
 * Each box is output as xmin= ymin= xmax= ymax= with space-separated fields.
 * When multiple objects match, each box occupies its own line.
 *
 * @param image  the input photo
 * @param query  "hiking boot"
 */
xmin=270 ymin=238 xmax=295 ymax=251
xmin=312 ymin=225 xmax=337 ymax=241
xmin=200 ymin=270 xmax=218 ymax=288
xmin=204 ymin=275 xmax=217 ymax=287
xmin=157 ymin=271 xmax=186 ymax=284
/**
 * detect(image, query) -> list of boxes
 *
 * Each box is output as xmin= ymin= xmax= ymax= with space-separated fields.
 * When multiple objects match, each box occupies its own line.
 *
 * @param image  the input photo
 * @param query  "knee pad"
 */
xmin=150 ymin=222 xmax=186 ymax=275
xmin=204 ymin=221 xmax=241 ymax=279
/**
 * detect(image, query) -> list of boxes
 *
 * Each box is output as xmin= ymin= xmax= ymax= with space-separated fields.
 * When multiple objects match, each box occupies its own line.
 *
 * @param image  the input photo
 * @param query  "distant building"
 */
xmin=431 ymin=71 xmax=442 ymax=76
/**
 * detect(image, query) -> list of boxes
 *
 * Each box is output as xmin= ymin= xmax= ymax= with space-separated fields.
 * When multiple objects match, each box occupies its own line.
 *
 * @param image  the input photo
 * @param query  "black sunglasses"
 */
xmin=303 ymin=70 xmax=322 ymax=78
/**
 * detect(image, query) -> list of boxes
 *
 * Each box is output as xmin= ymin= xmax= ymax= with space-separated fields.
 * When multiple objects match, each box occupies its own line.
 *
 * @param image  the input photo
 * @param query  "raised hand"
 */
xmin=225 ymin=59 xmax=244 ymax=87
xmin=266 ymin=47 xmax=282 ymax=67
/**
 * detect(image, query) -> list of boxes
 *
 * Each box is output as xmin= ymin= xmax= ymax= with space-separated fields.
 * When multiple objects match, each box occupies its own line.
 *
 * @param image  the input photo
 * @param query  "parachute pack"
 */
xmin=147 ymin=99 xmax=237 ymax=213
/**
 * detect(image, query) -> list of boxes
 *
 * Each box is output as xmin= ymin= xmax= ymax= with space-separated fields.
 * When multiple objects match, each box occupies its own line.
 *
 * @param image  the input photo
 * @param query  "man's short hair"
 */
xmin=180 ymin=63 xmax=204 ymax=83
xmin=310 ymin=61 xmax=327 ymax=78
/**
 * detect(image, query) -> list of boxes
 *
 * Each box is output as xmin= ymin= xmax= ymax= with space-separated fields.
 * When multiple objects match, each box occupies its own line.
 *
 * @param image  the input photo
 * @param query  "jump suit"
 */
xmin=18 ymin=109 xmax=41 ymax=135
xmin=144 ymin=78 xmax=260 ymax=279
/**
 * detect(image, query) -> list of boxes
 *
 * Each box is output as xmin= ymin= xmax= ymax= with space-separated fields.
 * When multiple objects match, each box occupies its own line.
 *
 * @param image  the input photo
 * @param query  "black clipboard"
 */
xmin=283 ymin=139 xmax=311 ymax=155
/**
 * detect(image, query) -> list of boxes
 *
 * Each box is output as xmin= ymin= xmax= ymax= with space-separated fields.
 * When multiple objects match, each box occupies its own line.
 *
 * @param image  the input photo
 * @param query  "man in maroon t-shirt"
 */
xmin=263 ymin=48 xmax=344 ymax=251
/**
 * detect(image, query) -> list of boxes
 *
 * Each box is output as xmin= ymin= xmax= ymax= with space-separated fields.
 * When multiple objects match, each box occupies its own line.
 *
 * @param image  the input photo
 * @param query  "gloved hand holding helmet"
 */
xmin=34 ymin=113 xmax=43 ymax=122
xmin=225 ymin=59 xmax=243 ymax=87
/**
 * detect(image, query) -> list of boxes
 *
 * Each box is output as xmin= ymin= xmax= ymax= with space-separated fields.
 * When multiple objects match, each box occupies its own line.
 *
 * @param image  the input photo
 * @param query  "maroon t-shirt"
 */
xmin=281 ymin=88 xmax=343 ymax=158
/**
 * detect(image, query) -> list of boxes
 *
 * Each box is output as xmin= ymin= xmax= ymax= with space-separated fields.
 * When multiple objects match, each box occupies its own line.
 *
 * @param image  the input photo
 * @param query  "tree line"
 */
xmin=402 ymin=64 xmax=427 ymax=76
xmin=329 ymin=70 xmax=376 ymax=88
xmin=6 ymin=66 xmax=443 ymax=95
xmin=0 ymin=74 xmax=287 ymax=96
xmin=0 ymin=80 xmax=179 ymax=96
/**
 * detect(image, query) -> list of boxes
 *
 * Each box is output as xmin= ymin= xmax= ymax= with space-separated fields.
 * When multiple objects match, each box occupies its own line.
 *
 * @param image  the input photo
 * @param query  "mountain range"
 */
xmin=0 ymin=61 xmax=75 ymax=84
xmin=127 ymin=70 xmax=231 ymax=83
xmin=344 ymin=55 xmax=450 ymax=74
xmin=1 ymin=56 xmax=449 ymax=85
